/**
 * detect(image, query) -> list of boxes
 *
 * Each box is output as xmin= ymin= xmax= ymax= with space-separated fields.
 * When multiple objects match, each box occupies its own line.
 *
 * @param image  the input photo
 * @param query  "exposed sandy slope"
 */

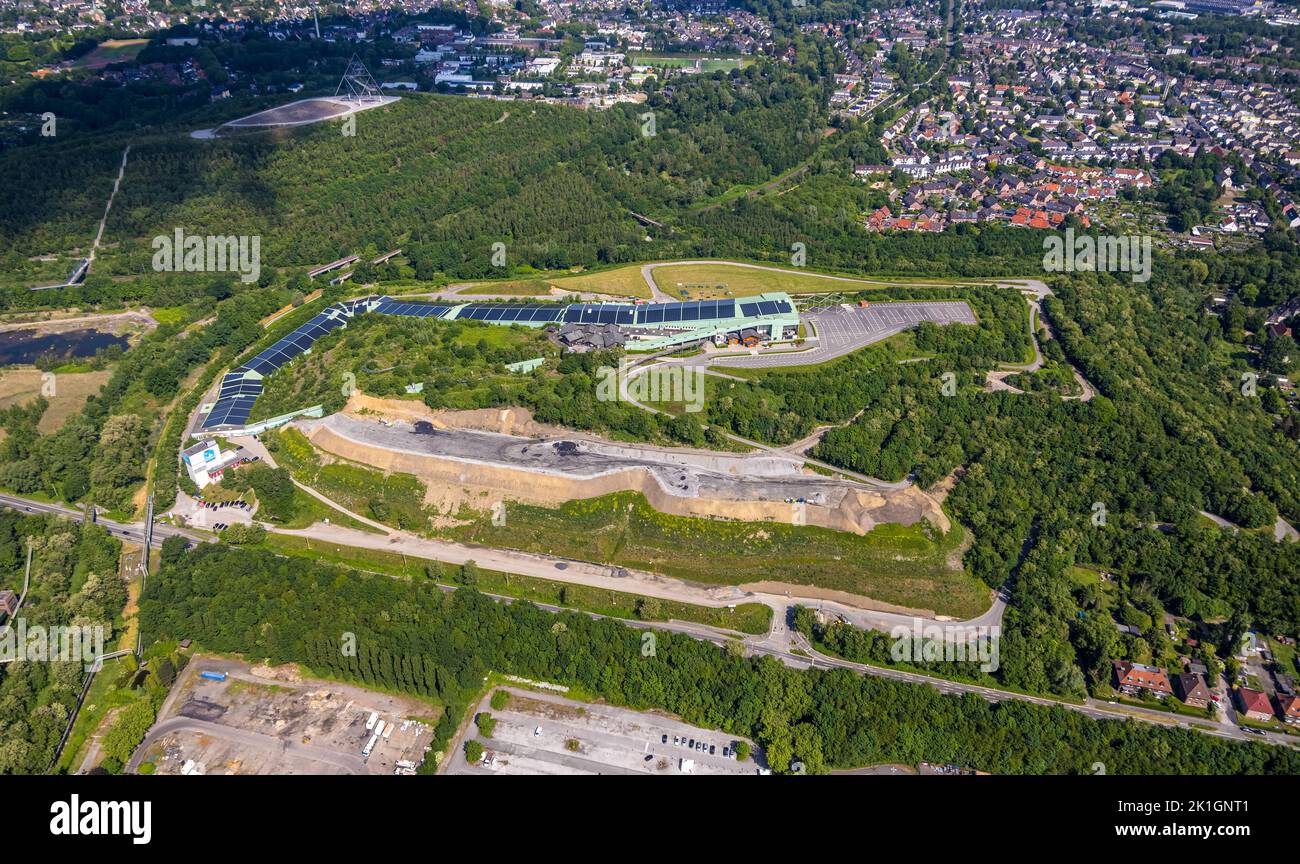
xmin=302 ymin=394 xmax=948 ymax=535
xmin=347 ymin=392 xmax=564 ymax=437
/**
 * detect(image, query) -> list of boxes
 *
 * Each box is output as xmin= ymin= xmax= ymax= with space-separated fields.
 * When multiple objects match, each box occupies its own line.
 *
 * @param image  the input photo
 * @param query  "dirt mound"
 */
xmin=344 ymin=393 xmax=563 ymax=437
xmin=302 ymin=416 xmax=947 ymax=536
xmin=250 ymin=663 xmax=302 ymax=683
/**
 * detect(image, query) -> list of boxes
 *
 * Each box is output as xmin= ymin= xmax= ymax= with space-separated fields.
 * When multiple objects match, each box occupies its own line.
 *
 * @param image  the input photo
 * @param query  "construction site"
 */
xmin=129 ymin=657 xmax=438 ymax=776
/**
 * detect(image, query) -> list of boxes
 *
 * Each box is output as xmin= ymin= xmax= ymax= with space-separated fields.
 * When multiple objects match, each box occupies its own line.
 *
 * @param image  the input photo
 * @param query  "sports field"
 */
xmin=70 ymin=39 xmax=147 ymax=70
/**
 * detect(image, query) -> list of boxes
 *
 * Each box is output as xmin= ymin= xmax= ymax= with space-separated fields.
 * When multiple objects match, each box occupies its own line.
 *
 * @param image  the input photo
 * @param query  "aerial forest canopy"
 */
xmin=0 ymin=34 xmax=1042 ymax=312
xmin=140 ymin=542 xmax=1300 ymax=776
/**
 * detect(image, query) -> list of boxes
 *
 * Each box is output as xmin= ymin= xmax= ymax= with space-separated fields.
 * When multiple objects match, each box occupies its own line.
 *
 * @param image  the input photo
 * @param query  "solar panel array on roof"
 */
xmin=217 ymin=377 xmax=262 ymax=399
xmin=738 ymin=298 xmax=793 ymax=317
xmin=203 ymin=394 xmax=258 ymax=429
xmin=633 ymin=299 xmax=739 ymax=326
xmin=459 ymin=304 xmax=566 ymax=324
xmin=240 ymin=312 xmax=348 ymax=377
xmin=562 ymin=304 xmax=636 ymax=326
xmin=200 ymin=293 xmax=796 ymax=431
xmin=202 ymin=302 xmax=363 ymax=430
xmin=373 ymin=300 xmax=452 ymax=319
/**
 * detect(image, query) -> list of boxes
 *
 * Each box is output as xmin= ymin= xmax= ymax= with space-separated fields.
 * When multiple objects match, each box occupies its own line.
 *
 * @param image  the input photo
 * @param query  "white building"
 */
xmin=181 ymin=439 xmax=237 ymax=489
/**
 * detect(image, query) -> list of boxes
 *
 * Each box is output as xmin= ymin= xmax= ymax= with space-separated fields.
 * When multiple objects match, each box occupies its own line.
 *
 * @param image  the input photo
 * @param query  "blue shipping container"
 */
xmin=199 ymin=671 xmax=227 ymax=681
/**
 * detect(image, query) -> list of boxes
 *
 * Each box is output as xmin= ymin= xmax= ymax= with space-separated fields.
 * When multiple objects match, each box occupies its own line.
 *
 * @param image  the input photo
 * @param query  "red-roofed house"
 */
xmin=1236 ymin=687 xmax=1274 ymax=722
xmin=866 ymin=206 xmax=891 ymax=231
xmin=1278 ymin=695 xmax=1300 ymax=725
xmin=1113 ymin=661 xmax=1173 ymax=698
xmin=1114 ymin=167 xmax=1152 ymax=187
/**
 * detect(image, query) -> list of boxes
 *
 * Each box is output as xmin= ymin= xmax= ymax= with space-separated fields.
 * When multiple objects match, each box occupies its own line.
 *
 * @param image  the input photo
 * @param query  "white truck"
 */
xmin=365 ymin=711 xmax=378 ymax=731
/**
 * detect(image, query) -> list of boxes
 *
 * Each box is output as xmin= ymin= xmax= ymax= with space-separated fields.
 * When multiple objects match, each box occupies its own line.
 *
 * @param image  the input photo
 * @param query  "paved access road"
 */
xmin=2 ymin=492 xmax=1291 ymax=753
xmin=0 ymin=493 xmax=206 ymax=549
xmin=673 ymin=300 xmax=977 ymax=371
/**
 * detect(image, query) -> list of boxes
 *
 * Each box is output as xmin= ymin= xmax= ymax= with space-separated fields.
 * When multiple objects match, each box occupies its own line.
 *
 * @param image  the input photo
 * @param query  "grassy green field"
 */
xmin=545 ymin=265 xmax=654 ymax=299
xmin=266 ymin=428 xmax=431 ymax=532
xmin=70 ymin=39 xmax=148 ymax=69
xmin=278 ymin=486 xmax=385 ymax=533
xmin=412 ymin=260 xmax=972 ymax=302
xmin=438 ymin=491 xmax=987 ymax=617
xmin=652 ymin=263 xmax=893 ymax=299
xmin=262 ymin=533 xmax=773 ymax=634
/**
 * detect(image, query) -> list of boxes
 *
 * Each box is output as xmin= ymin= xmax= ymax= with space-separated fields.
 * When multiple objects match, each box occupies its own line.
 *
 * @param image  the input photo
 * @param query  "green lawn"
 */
xmin=69 ymin=39 xmax=147 ymax=69
xmin=545 ymin=265 xmax=653 ymax=298
xmin=266 ymin=428 xmax=430 ymax=532
xmin=438 ymin=491 xmax=987 ymax=617
xmin=262 ymin=533 xmax=772 ymax=634
xmin=652 ymin=262 xmax=954 ymax=300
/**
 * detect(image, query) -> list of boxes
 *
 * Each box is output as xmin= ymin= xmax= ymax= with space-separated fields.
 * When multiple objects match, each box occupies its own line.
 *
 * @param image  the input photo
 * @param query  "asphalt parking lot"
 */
xmin=707 ymin=300 xmax=976 ymax=369
xmin=448 ymin=687 xmax=763 ymax=776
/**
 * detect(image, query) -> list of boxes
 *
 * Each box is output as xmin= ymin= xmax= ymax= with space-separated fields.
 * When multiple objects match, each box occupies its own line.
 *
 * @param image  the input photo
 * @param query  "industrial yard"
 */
xmin=128 ymin=657 xmax=439 ymax=775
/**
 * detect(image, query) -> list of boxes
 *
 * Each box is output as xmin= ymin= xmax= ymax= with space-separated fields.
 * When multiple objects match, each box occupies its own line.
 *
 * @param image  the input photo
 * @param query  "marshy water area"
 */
xmin=0 ymin=327 xmax=128 ymax=366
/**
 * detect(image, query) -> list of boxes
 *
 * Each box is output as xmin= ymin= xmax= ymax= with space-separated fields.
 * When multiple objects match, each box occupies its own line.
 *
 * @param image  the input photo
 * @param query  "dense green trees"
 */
xmin=0 ymin=284 xmax=297 ymax=513
xmin=0 ymin=513 xmax=124 ymax=774
xmin=691 ymin=264 xmax=1300 ymax=699
xmin=139 ymin=543 xmax=1300 ymax=775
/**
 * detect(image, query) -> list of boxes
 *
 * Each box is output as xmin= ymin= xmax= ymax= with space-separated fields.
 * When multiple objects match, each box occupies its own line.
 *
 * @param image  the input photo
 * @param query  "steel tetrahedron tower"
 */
xmin=335 ymin=53 xmax=383 ymax=104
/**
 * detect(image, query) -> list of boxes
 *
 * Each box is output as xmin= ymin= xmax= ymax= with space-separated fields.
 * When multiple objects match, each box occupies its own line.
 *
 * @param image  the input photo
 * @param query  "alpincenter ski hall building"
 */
xmin=199 ymin=293 xmax=800 ymax=434
xmin=378 ymin=292 xmax=801 ymax=352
